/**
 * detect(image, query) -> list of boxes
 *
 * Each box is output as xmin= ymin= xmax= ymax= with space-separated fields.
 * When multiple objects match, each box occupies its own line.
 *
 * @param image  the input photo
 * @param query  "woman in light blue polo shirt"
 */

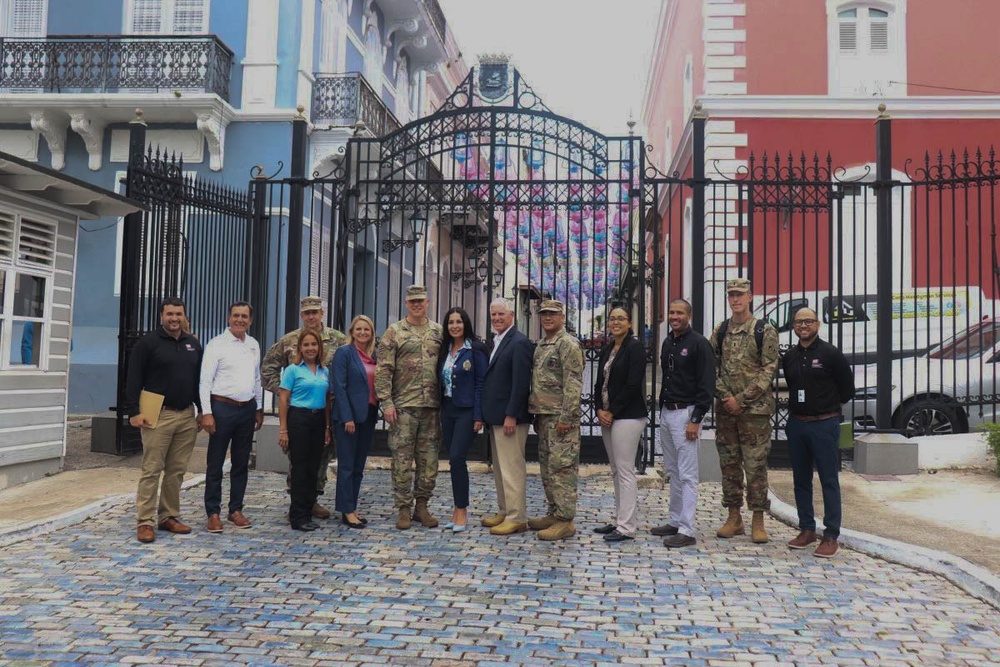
xmin=278 ymin=330 xmax=331 ymax=532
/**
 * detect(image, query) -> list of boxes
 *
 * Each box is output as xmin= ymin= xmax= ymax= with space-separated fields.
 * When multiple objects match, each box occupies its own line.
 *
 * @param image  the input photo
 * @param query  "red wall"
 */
xmin=744 ymin=0 xmax=827 ymax=95
xmin=906 ymin=0 xmax=1000 ymax=96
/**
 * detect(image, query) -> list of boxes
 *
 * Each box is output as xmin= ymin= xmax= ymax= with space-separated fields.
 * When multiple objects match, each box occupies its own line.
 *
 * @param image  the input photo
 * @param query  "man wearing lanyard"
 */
xmin=125 ymin=297 xmax=203 ymax=544
xmin=782 ymin=307 xmax=855 ymax=558
xmin=199 ymin=302 xmax=264 ymax=533
xmin=651 ymin=298 xmax=715 ymax=548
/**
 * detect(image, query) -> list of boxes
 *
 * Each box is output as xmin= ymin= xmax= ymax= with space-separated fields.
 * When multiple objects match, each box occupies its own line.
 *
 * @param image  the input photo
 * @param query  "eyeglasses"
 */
xmin=793 ymin=319 xmax=818 ymax=326
xmin=608 ymin=316 xmax=629 ymax=323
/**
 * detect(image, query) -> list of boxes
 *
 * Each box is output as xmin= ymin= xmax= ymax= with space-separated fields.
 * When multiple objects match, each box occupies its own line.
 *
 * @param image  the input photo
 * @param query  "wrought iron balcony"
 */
xmin=312 ymin=72 xmax=401 ymax=138
xmin=0 ymin=34 xmax=233 ymax=100
xmin=422 ymin=0 xmax=447 ymax=45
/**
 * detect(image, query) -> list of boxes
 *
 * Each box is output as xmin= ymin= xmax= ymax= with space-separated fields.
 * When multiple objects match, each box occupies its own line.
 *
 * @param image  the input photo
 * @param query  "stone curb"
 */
xmin=0 ymin=469 xmax=217 ymax=550
xmin=768 ymin=489 xmax=1000 ymax=612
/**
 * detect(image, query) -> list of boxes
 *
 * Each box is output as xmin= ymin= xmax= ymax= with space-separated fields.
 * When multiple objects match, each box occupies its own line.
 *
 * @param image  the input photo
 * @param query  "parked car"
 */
xmin=849 ymin=319 xmax=1000 ymax=437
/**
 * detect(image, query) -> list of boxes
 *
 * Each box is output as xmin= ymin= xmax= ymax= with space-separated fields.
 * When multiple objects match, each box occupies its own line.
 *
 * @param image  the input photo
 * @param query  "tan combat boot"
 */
xmin=396 ymin=507 xmax=412 ymax=530
xmin=751 ymin=511 xmax=769 ymax=543
xmin=412 ymin=499 xmax=439 ymax=528
xmin=481 ymin=513 xmax=506 ymax=528
xmin=527 ymin=515 xmax=558 ymax=531
xmin=538 ymin=520 xmax=576 ymax=541
xmin=716 ymin=507 xmax=745 ymax=539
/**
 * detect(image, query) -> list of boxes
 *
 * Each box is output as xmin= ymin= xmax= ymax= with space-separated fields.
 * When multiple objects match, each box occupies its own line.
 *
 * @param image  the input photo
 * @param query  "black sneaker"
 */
xmin=663 ymin=533 xmax=696 ymax=548
xmin=650 ymin=523 xmax=679 ymax=536
xmin=593 ymin=523 xmax=616 ymax=534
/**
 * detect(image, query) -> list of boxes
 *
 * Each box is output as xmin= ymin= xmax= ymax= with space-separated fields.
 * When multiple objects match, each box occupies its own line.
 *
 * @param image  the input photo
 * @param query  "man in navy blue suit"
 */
xmin=480 ymin=298 xmax=534 ymax=536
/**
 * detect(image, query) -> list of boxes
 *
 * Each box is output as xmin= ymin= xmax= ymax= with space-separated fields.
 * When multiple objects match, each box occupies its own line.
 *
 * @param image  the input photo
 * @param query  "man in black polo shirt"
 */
xmin=125 ymin=297 xmax=203 ymax=544
xmin=782 ymin=307 xmax=854 ymax=558
xmin=651 ymin=298 xmax=715 ymax=548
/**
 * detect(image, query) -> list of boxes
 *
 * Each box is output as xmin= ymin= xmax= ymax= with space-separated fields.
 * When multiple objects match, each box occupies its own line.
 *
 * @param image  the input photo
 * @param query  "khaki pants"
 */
xmin=489 ymin=424 xmax=529 ymax=522
xmin=136 ymin=406 xmax=198 ymax=526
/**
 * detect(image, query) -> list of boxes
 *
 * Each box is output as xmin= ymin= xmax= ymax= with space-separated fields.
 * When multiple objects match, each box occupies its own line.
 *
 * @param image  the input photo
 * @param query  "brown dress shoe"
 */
xmin=137 ymin=525 xmax=156 ymax=543
xmin=227 ymin=511 xmax=252 ymax=529
xmin=206 ymin=514 xmax=224 ymax=533
xmin=312 ymin=503 xmax=332 ymax=519
xmin=813 ymin=536 xmax=840 ymax=559
xmin=157 ymin=517 xmax=192 ymax=534
xmin=787 ymin=530 xmax=818 ymax=550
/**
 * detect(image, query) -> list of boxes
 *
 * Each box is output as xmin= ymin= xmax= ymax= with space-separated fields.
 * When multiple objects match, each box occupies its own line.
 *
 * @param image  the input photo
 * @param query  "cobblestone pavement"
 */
xmin=1 ymin=471 xmax=999 ymax=666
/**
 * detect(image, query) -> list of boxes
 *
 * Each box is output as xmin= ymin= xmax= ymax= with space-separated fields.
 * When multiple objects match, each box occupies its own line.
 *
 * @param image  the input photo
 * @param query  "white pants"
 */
xmin=601 ymin=417 xmax=647 ymax=537
xmin=659 ymin=406 xmax=700 ymax=537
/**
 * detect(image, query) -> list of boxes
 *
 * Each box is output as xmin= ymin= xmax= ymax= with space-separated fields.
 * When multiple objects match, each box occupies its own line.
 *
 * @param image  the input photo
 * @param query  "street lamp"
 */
xmin=381 ymin=207 xmax=427 ymax=252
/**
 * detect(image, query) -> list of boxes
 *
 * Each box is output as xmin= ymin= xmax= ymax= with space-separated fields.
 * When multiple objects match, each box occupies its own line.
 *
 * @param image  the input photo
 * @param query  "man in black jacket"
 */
xmin=652 ymin=299 xmax=715 ymax=548
xmin=782 ymin=307 xmax=855 ymax=559
xmin=125 ymin=297 xmax=203 ymax=544
xmin=480 ymin=298 xmax=534 ymax=535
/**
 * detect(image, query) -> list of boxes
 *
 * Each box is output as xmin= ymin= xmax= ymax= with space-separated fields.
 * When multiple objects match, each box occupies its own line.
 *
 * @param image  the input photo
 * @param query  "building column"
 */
xmin=242 ymin=0 xmax=280 ymax=110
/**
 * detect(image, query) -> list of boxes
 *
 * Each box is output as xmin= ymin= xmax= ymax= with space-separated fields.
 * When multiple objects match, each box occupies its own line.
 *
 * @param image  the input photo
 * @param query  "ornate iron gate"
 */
xmin=331 ymin=64 xmax=656 ymax=464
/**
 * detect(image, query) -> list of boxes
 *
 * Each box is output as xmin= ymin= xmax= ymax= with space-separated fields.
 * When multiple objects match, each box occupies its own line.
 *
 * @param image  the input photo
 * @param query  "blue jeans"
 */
xmin=204 ymin=399 xmax=257 ymax=517
xmin=441 ymin=398 xmax=475 ymax=509
xmin=786 ymin=416 xmax=842 ymax=538
xmin=334 ymin=404 xmax=378 ymax=514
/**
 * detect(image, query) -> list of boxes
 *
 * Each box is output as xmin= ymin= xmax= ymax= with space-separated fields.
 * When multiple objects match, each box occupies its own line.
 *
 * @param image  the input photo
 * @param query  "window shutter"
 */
xmin=839 ymin=20 xmax=857 ymax=52
xmin=0 ymin=211 xmax=15 ymax=263
xmin=17 ymin=216 xmax=56 ymax=269
xmin=130 ymin=0 xmax=163 ymax=33
xmin=8 ymin=0 xmax=46 ymax=37
xmin=870 ymin=20 xmax=889 ymax=52
xmin=173 ymin=0 xmax=206 ymax=33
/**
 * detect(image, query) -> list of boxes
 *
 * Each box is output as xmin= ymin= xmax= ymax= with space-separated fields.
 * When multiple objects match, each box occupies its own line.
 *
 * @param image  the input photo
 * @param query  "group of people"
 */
xmin=124 ymin=277 xmax=854 ymax=558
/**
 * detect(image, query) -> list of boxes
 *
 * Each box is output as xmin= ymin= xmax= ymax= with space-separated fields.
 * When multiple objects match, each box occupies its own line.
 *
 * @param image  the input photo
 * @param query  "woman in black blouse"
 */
xmin=593 ymin=307 xmax=649 ymax=542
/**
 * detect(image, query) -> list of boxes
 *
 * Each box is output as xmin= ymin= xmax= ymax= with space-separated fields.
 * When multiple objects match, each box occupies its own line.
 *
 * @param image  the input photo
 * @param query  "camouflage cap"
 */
xmin=405 ymin=285 xmax=429 ymax=301
xmin=726 ymin=277 xmax=751 ymax=293
xmin=300 ymin=295 xmax=324 ymax=311
xmin=538 ymin=299 xmax=565 ymax=314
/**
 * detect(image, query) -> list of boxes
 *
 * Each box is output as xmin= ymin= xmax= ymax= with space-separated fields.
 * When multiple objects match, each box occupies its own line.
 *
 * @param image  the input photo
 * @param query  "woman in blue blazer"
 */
xmin=330 ymin=315 xmax=379 ymax=529
xmin=437 ymin=307 xmax=488 ymax=532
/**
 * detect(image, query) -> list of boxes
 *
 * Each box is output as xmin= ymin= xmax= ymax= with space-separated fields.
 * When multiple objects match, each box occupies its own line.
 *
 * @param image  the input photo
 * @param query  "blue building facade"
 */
xmin=0 ymin=0 xmax=462 ymax=412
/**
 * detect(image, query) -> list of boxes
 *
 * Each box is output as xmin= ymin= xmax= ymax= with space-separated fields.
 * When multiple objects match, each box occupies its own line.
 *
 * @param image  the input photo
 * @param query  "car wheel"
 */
xmin=894 ymin=400 xmax=966 ymax=437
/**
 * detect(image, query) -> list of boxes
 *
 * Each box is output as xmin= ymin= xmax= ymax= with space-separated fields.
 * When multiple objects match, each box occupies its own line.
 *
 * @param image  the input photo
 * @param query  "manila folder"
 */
xmin=139 ymin=390 xmax=165 ymax=428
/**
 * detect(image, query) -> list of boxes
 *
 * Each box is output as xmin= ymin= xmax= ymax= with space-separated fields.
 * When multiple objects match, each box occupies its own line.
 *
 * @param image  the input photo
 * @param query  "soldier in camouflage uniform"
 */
xmin=709 ymin=277 xmax=780 ymax=544
xmin=527 ymin=300 xmax=585 ymax=541
xmin=375 ymin=285 xmax=444 ymax=530
xmin=261 ymin=296 xmax=348 ymax=519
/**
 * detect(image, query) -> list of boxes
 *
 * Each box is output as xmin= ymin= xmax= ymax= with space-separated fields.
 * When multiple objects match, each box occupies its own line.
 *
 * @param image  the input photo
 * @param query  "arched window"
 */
xmin=395 ymin=57 xmax=410 ymax=125
xmin=682 ymin=56 xmax=693 ymax=122
xmin=363 ymin=14 xmax=384 ymax=91
xmin=828 ymin=1 xmax=906 ymax=96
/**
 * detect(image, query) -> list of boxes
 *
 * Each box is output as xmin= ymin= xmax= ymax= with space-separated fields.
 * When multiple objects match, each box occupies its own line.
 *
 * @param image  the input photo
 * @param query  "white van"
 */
xmin=753 ymin=287 xmax=996 ymax=364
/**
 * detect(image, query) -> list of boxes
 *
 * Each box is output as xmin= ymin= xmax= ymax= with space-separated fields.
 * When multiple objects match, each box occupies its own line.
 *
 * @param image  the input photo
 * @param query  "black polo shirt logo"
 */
xmin=811 ymin=358 xmax=822 ymax=368
xmin=680 ymin=348 xmax=689 ymax=356
xmin=185 ymin=343 xmax=197 ymax=352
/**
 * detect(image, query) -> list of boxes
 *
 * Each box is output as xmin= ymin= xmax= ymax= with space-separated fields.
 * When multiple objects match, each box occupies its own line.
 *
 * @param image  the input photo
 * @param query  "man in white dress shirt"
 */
xmin=200 ymin=301 xmax=264 ymax=533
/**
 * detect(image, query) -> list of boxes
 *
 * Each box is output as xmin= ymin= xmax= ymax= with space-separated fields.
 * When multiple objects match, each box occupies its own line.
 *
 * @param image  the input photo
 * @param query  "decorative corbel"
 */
xmin=29 ymin=111 xmax=69 ymax=171
xmin=385 ymin=17 xmax=419 ymax=49
xmin=196 ymin=112 xmax=229 ymax=171
xmin=68 ymin=112 xmax=108 ymax=171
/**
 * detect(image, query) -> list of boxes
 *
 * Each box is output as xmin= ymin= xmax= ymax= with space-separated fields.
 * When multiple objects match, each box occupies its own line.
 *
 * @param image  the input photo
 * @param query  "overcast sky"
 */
xmin=437 ymin=0 xmax=663 ymax=137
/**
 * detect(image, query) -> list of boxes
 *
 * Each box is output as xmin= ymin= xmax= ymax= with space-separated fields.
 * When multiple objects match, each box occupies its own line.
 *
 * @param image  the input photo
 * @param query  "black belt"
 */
xmin=661 ymin=402 xmax=690 ymax=410
xmin=289 ymin=406 xmax=324 ymax=414
xmin=790 ymin=412 xmax=841 ymax=422
xmin=162 ymin=404 xmax=191 ymax=412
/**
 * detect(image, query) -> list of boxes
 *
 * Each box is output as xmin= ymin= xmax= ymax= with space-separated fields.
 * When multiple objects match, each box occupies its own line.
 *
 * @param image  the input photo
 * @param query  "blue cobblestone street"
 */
xmin=1 ymin=470 xmax=998 ymax=666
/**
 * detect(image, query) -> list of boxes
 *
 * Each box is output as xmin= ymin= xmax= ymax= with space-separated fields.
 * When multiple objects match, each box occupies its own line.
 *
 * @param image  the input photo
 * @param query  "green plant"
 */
xmin=981 ymin=422 xmax=1000 ymax=477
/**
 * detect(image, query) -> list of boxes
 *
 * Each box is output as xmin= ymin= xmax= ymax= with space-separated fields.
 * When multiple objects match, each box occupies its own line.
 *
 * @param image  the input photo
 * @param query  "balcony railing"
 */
xmin=422 ymin=0 xmax=447 ymax=45
xmin=312 ymin=72 xmax=401 ymax=138
xmin=0 ymin=34 xmax=233 ymax=100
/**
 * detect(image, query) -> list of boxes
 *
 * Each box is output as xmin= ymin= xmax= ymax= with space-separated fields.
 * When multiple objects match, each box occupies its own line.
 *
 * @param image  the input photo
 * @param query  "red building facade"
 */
xmin=642 ymin=0 xmax=1000 ymax=328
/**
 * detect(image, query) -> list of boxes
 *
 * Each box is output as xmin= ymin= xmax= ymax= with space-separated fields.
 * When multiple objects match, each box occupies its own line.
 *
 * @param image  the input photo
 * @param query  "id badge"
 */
xmin=797 ymin=389 xmax=806 ymax=403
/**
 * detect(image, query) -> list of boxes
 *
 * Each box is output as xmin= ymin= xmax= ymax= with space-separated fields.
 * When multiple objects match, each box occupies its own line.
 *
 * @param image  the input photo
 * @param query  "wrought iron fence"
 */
xmin=312 ymin=72 xmax=401 ymax=137
xmin=0 ymin=34 xmax=233 ymax=99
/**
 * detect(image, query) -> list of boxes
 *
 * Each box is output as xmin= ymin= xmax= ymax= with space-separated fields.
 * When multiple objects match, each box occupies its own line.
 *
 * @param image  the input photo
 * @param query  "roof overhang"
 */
xmin=0 ymin=151 xmax=143 ymax=219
